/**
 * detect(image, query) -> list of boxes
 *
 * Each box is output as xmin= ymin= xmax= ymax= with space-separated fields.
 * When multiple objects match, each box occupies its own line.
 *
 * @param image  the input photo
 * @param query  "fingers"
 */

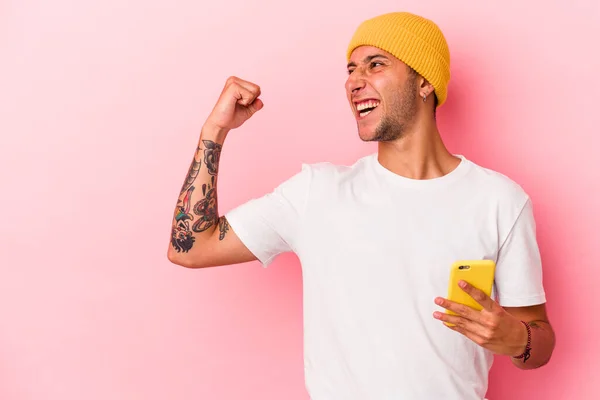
xmin=433 ymin=311 xmax=492 ymax=344
xmin=246 ymin=98 xmax=264 ymax=114
xmin=225 ymin=76 xmax=261 ymax=106
xmin=446 ymin=324 xmax=486 ymax=345
xmin=234 ymin=77 xmax=261 ymax=99
xmin=433 ymin=311 xmax=476 ymax=331
xmin=233 ymin=84 xmax=258 ymax=107
xmin=458 ymin=280 xmax=494 ymax=311
xmin=435 ymin=296 xmax=478 ymax=321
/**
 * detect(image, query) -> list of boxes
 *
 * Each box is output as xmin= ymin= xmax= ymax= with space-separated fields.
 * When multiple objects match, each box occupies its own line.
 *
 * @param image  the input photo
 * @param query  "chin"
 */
xmin=357 ymin=131 xmax=376 ymax=142
xmin=356 ymin=123 xmax=379 ymax=142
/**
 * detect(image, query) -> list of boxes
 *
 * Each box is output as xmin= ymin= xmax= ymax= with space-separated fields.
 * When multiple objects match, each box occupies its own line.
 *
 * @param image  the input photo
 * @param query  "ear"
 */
xmin=419 ymin=78 xmax=435 ymax=99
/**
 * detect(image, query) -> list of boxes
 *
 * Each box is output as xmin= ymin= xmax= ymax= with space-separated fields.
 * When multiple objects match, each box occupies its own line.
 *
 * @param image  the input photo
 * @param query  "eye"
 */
xmin=370 ymin=61 xmax=383 ymax=68
xmin=347 ymin=68 xmax=355 ymax=75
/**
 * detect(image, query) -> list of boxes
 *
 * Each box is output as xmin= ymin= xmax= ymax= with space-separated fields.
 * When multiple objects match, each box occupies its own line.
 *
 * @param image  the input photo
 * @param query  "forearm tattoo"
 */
xmin=192 ymin=177 xmax=218 ymax=232
xmin=203 ymin=140 xmax=222 ymax=175
xmin=171 ymin=140 xmax=227 ymax=253
xmin=218 ymin=217 xmax=230 ymax=240
xmin=180 ymin=146 xmax=202 ymax=194
xmin=171 ymin=184 xmax=196 ymax=252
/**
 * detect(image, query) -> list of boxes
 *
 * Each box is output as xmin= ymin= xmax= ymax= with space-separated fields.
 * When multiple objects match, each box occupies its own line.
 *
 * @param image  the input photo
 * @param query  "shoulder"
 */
xmin=464 ymin=156 xmax=531 ymax=210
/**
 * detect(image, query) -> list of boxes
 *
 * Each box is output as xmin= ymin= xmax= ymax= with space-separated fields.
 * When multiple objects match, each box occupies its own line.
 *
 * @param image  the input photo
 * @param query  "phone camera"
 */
xmin=459 ymin=265 xmax=470 ymax=270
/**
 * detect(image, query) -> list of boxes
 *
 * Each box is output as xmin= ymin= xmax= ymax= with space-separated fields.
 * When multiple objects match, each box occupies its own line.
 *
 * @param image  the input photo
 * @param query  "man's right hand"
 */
xmin=205 ymin=76 xmax=264 ymax=133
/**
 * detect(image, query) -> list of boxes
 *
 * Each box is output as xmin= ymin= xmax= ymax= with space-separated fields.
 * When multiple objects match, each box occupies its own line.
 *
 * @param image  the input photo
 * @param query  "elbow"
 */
xmin=167 ymin=247 xmax=206 ymax=269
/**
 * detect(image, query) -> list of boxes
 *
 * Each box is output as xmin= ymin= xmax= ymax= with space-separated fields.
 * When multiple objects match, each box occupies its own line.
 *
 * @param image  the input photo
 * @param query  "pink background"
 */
xmin=1 ymin=0 xmax=599 ymax=399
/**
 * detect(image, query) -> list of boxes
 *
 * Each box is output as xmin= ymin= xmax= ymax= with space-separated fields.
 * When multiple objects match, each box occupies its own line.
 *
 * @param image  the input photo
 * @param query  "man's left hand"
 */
xmin=433 ymin=280 xmax=527 ymax=357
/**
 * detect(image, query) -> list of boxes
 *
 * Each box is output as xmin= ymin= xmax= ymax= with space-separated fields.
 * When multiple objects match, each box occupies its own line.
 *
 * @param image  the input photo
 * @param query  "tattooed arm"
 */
xmin=167 ymin=76 xmax=264 ymax=268
xmin=167 ymin=125 xmax=257 ymax=268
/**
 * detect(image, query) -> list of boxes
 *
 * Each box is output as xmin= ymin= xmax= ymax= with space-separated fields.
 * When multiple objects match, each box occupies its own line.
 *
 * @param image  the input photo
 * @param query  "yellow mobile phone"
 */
xmin=446 ymin=260 xmax=496 ymax=321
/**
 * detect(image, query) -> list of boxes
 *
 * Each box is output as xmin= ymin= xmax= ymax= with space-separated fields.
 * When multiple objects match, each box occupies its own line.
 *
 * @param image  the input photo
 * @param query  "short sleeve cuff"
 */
xmin=498 ymin=293 xmax=547 ymax=307
xmin=225 ymin=206 xmax=277 ymax=268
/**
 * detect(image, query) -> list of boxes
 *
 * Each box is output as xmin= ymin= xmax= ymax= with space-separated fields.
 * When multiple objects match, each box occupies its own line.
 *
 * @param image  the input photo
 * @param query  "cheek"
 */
xmin=369 ymin=75 xmax=389 ymax=95
xmin=378 ymin=86 xmax=402 ymax=112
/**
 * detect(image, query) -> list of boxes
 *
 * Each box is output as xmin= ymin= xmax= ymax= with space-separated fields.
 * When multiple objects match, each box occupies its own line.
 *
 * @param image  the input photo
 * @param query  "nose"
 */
xmin=346 ymin=69 xmax=366 ymax=95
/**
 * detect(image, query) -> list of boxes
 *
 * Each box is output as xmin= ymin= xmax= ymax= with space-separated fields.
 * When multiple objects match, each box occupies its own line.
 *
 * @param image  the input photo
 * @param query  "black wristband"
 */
xmin=513 ymin=321 xmax=532 ymax=362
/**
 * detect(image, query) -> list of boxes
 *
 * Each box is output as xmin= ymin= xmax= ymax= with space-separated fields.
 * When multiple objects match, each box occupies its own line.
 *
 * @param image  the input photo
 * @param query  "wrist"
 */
xmin=511 ymin=321 xmax=532 ymax=361
xmin=201 ymin=122 xmax=229 ymax=144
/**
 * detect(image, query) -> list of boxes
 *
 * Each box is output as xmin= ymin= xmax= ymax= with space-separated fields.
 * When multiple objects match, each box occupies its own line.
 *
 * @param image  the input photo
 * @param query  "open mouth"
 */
xmin=356 ymin=100 xmax=380 ymax=118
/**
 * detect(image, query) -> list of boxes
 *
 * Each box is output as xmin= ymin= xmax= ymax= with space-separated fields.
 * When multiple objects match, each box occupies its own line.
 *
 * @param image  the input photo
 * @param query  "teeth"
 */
xmin=359 ymin=110 xmax=373 ymax=117
xmin=356 ymin=101 xmax=380 ymax=111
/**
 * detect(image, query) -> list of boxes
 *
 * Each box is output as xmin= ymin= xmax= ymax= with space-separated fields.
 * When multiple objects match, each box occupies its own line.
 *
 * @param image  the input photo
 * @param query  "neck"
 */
xmin=377 ymin=117 xmax=460 ymax=180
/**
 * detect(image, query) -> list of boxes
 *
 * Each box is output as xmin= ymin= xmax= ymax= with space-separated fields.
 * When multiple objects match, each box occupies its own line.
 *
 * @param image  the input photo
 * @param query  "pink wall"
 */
xmin=1 ymin=0 xmax=598 ymax=399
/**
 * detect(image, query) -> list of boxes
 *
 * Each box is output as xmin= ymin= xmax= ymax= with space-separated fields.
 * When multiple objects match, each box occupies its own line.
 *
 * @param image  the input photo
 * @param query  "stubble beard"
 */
xmin=364 ymin=75 xmax=418 ymax=142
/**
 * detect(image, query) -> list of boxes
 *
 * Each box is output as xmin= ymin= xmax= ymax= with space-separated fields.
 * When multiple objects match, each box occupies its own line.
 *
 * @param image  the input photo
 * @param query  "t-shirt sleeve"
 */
xmin=224 ymin=164 xmax=312 ymax=267
xmin=494 ymin=197 xmax=547 ymax=307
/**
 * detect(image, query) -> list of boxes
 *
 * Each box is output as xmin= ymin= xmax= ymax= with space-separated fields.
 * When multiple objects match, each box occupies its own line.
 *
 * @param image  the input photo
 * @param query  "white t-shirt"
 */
xmin=225 ymin=153 xmax=546 ymax=400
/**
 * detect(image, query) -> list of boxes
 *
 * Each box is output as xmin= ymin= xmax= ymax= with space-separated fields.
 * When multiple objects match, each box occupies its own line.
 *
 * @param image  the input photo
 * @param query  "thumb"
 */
xmin=246 ymin=98 xmax=264 ymax=115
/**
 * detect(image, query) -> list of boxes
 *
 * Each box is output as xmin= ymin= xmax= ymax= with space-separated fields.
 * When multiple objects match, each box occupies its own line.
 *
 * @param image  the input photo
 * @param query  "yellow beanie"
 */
xmin=347 ymin=12 xmax=451 ymax=107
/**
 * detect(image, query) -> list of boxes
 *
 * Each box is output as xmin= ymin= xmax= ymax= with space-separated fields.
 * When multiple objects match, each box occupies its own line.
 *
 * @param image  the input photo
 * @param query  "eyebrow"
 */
xmin=347 ymin=54 xmax=390 ymax=69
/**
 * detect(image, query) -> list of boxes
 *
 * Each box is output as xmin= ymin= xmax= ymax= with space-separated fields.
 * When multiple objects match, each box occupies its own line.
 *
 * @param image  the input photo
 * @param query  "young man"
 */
xmin=168 ymin=11 xmax=555 ymax=400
